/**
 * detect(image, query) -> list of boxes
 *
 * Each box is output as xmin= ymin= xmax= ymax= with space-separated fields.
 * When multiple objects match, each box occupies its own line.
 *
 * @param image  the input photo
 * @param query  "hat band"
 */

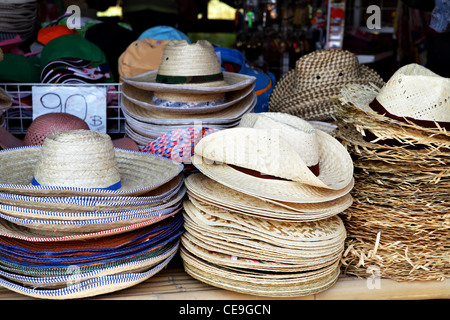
xmin=152 ymin=96 xmax=226 ymax=108
xmin=156 ymin=73 xmax=224 ymax=84
xmin=369 ymin=98 xmax=450 ymax=130
xmin=229 ymin=163 xmax=320 ymax=179
xmin=31 ymin=177 xmax=122 ymax=191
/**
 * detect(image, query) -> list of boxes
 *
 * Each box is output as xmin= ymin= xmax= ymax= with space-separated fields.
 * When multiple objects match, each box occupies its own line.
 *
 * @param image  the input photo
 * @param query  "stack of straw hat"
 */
xmin=180 ymin=112 xmax=355 ymax=297
xmin=0 ymin=0 xmax=38 ymax=42
xmin=120 ymin=40 xmax=256 ymax=148
xmin=268 ymin=49 xmax=384 ymax=122
xmin=334 ymin=63 xmax=450 ymax=281
xmin=0 ymin=129 xmax=186 ymax=299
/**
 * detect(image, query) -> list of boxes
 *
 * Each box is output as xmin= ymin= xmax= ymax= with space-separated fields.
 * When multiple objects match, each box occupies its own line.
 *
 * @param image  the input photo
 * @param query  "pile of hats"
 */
xmin=268 ymin=49 xmax=384 ymax=122
xmin=180 ymin=112 xmax=355 ymax=297
xmin=0 ymin=0 xmax=38 ymax=42
xmin=0 ymin=129 xmax=186 ymax=299
xmin=120 ymin=40 xmax=257 ymax=148
xmin=334 ymin=63 xmax=450 ymax=281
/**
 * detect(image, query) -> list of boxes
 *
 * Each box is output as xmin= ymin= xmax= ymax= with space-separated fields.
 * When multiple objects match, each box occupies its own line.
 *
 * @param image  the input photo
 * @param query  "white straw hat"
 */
xmin=194 ymin=113 xmax=353 ymax=190
xmin=0 ymin=130 xmax=183 ymax=196
xmin=339 ymin=63 xmax=450 ymax=130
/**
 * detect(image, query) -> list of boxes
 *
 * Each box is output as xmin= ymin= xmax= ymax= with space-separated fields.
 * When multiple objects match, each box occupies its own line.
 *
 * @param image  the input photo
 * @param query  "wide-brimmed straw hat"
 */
xmin=122 ymin=40 xmax=255 ymax=95
xmin=268 ymin=49 xmax=384 ymax=120
xmin=0 ymin=130 xmax=183 ymax=196
xmin=192 ymin=113 xmax=354 ymax=202
xmin=339 ymin=63 xmax=450 ymax=131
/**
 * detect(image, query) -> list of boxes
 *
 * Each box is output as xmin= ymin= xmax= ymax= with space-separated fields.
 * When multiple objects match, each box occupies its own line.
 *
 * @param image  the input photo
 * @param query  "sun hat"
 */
xmin=339 ymin=63 xmax=450 ymax=130
xmin=0 ymin=130 xmax=183 ymax=196
xmin=268 ymin=49 xmax=384 ymax=120
xmin=121 ymin=82 xmax=255 ymax=115
xmin=122 ymin=40 xmax=256 ymax=94
xmin=194 ymin=113 xmax=353 ymax=190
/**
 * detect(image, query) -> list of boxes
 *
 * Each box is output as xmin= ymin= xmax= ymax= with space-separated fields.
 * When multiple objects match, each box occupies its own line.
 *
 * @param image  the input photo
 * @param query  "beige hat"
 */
xmin=194 ymin=113 xmax=353 ymax=190
xmin=340 ymin=63 xmax=450 ymax=130
xmin=269 ymin=49 xmax=384 ymax=120
xmin=0 ymin=130 xmax=183 ymax=196
xmin=122 ymin=40 xmax=255 ymax=94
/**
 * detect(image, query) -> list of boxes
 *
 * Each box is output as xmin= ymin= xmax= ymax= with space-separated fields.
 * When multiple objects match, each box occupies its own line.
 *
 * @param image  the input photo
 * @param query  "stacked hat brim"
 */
xmin=180 ymin=113 xmax=355 ymax=297
xmin=0 ymin=0 xmax=38 ymax=41
xmin=268 ymin=49 xmax=384 ymax=121
xmin=334 ymin=64 xmax=450 ymax=281
xmin=120 ymin=40 xmax=257 ymax=148
xmin=0 ymin=130 xmax=186 ymax=299
xmin=122 ymin=72 xmax=256 ymax=148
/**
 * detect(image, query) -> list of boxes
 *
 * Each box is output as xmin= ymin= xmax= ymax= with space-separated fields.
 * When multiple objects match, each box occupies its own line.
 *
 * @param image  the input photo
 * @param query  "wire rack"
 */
xmin=0 ymin=83 xmax=126 ymax=137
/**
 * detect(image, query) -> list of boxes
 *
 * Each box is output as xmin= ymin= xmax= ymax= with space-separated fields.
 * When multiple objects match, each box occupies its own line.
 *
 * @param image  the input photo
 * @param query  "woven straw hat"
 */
xmin=194 ymin=113 xmax=353 ymax=190
xmin=0 ymin=130 xmax=183 ymax=196
xmin=268 ymin=49 xmax=384 ymax=121
xmin=340 ymin=63 xmax=450 ymax=130
xmin=122 ymin=40 xmax=255 ymax=94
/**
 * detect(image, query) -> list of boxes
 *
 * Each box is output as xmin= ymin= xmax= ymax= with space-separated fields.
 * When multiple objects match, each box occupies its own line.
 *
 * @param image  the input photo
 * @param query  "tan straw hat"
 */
xmin=0 ymin=130 xmax=183 ymax=196
xmin=339 ymin=63 xmax=450 ymax=130
xmin=122 ymin=40 xmax=255 ymax=94
xmin=269 ymin=49 xmax=384 ymax=120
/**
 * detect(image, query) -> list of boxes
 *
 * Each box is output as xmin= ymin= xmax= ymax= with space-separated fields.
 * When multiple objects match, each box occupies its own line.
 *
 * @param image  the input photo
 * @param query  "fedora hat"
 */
xmin=0 ymin=130 xmax=183 ymax=196
xmin=339 ymin=63 xmax=450 ymax=131
xmin=269 ymin=49 xmax=384 ymax=120
xmin=192 ymin=113 xmax=354 ymax=203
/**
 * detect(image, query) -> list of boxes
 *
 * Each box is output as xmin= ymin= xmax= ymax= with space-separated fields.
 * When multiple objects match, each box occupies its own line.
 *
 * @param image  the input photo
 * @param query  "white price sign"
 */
xmin=32 ymin=85 xmax=107 ymax=133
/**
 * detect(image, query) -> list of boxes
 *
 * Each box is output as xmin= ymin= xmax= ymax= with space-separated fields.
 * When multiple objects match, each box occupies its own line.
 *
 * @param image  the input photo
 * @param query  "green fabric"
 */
xmin=0 ymin=53 xmax=40 ymax=83
xmin=121 ymin=0 xmax=178 ymax=14
xmin=39 ymin=34 xmax=107 ymax=71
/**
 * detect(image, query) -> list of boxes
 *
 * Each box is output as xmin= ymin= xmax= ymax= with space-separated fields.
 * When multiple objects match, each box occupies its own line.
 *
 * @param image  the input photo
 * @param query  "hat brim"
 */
xmin=122 ymin=82 xmax=255 ymax=115
xmin=121 ymin=92 xmax=256 ymax=125
xmin=122 ymin=70 xmax=256 ymax=94
xmin=192 ymin=154 xmax=354 ymax=203
xmin=0 ymin=146 xmax=184 ymax=197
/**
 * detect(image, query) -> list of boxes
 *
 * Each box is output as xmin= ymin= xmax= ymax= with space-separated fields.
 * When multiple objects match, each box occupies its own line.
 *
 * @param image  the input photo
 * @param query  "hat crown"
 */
xmin=376 ymin=64 xmax=450 ymax=122
xmin=33 ymin=130 xmax=121 ymax=189
xmin=157 ymin=40 xmax=222 ymax=78
xmin=295 ymin=50 xmax=361 ymax=89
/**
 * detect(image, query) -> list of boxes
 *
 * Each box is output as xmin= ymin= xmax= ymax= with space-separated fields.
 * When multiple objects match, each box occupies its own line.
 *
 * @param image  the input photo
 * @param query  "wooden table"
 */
xmin=1 ymin=260 xmax=449 ymax=300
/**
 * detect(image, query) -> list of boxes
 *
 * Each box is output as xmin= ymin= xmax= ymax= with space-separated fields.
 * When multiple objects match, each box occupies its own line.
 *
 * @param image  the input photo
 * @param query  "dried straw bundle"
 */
xmin=333 ymin=84 xmax=450 ymax=281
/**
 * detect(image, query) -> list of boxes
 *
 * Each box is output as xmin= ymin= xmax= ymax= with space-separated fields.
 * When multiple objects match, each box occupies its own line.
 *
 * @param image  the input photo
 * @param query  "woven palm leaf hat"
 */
xmin=0 ymin=130 xmax=186 ymax=299
xmin=268 ymin=49 xmax=384 ymax=121
xmin=180 ymin=112 xmax=354 ymax=297
xmin=334 ymin=63 xmax=450 ymax=281
xmin=120 ymin=40 xmax=256 ymax=147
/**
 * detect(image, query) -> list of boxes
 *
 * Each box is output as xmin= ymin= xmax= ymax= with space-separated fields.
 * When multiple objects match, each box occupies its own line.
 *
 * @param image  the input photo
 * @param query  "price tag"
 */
xmin=32 ymin=85 xmax=107 ymax=133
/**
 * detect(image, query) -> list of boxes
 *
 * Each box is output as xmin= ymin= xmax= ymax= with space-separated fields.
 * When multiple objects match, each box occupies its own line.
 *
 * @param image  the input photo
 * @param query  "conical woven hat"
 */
xmin=0 ymin=131 xmax=183 ymax=196
xmin=194 ymin=114 xmax=353 ymax=190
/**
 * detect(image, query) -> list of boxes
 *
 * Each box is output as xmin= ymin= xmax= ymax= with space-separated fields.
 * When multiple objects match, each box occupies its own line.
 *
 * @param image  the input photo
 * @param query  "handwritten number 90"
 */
xmin=39 ymin=93 xmax=95 ymax=126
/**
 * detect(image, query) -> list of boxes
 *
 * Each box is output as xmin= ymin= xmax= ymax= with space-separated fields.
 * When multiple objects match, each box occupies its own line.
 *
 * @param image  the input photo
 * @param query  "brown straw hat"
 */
xmin=269 ymin=49 xmax=384 ymax=121
xmin=0 ymin=130 xmax=183 ymax=196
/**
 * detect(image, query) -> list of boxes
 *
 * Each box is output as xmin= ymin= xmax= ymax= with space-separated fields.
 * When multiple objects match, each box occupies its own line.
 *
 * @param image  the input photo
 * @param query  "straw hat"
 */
xmin=0 ymin=130 xmax=183 ymax=196
xmin=194 ymin=112 xmax=353 ymax=190
xmin=268 ymin=49 xmax=384 ymax=120
xmin=339 ymin=63 xmax=450 ymax=130
xmin=122 ymin=40 xmax=255 ymax=95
